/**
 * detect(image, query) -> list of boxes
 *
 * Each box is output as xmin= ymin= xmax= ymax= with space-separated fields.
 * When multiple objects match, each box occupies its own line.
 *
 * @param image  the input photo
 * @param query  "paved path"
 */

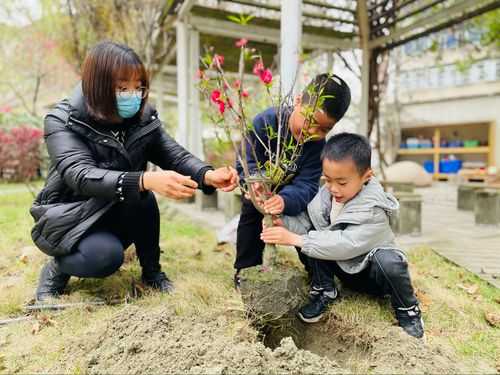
xmin=397 ymin=182 xmax=500 ymax=288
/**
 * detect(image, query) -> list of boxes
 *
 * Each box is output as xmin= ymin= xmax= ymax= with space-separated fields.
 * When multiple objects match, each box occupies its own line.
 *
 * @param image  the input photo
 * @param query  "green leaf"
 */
xmin=227 ymin=15 xmax=242 ymax=24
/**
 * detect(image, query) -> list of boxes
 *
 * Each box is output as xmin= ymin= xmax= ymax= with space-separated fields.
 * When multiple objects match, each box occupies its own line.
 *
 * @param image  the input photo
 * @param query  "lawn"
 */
xmin=0 ymin=183 xmax=498 ymax=374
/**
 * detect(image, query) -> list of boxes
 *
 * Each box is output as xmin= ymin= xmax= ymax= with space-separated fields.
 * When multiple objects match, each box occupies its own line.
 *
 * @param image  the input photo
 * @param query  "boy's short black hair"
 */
xmin=302 ymin=73 xmax=351 ymax=122
xmin=321 ymin=132 xmax=371 ymax=175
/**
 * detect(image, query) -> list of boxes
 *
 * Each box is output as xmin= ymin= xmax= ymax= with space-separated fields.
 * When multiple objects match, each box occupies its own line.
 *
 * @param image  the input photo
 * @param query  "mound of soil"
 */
xmin=54 ymin=305 xmax=345 ymax=374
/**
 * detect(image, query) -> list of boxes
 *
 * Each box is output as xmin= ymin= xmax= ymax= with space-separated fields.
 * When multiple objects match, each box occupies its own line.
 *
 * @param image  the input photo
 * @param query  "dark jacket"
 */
xmin=235 ymin=107 xmax=324 ymax=216
xmin=31 ymin=85 xmax=214 ymax=257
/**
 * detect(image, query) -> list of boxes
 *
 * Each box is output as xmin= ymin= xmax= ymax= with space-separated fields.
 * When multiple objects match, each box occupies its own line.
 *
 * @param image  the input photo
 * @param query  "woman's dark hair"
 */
xmin=81 ymin=41 xmax=149 ymax=122
xmin=321 ymin=132 xmax=371 ymax=175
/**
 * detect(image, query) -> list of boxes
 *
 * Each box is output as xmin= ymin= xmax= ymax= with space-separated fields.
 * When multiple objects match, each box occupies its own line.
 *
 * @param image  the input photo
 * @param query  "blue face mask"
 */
xmin=116 ymin=93 xmax=142 ymax=118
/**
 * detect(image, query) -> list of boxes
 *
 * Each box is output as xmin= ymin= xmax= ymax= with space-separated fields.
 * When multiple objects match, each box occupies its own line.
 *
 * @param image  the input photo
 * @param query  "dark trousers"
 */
xmin=56 ymin=192 xmax=161 ymax=278
xmin=235 ymin=197 xmax=266 ymax=270
xmin=304 ymin=249 xmax=418 ymax=309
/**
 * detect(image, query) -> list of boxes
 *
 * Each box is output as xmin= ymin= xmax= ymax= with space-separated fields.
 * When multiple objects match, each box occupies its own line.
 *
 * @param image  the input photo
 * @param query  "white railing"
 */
xmin=398 ymin=58 xmax=499 ymax=91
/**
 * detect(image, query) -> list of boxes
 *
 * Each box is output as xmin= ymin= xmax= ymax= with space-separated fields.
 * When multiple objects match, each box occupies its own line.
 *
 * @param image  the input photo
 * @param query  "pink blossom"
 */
xmin=235 ymin=38 xmax=248 ymax=48
xmin=0 ymin=105 xmax=12 ymax=113
xmin=213 ymin=54 xmax=224 ymax=66
xmin=259 ymin=69 xmax=273 ymax=85
xmin=242 ymin=89 xmax=249 ymax=98
xmin=233 ymin=80 xmax=241 ymax=89
xmin=227 ymin=98 xmax=233 ymax=108
xmin=252 ymin=60 xmax=264 ymax=76
xmin=210 ymin=90 xmax=222 ymax=104
xmin=196 ymin=69 xmax=205 ymax=79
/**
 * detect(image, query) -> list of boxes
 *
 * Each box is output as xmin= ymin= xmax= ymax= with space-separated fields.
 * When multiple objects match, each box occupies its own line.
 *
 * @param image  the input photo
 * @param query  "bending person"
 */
xmin=31 ymin=41 xmax=238 ymax=301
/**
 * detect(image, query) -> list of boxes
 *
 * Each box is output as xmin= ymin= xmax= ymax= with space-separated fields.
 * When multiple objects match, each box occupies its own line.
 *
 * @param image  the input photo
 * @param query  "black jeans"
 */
xmin=235 ymin=197 xmax=265 ymax=270
xmin=56 ymin=192 xmax=161 ymax=278
xmin=304 ymin=249 xmax=418 ymax=309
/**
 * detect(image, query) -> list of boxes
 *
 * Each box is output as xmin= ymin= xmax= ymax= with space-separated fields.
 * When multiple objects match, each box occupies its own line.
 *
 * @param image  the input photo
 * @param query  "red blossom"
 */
xmin=218 ymin=101 xmax=225 ymax=114
xmin=259 ymin=69 xmax=273 ymax=85
xmin=235 ymin=38 xmax=248 ymax=48
xmin=242 ymin=89 xmax=249 ymax=98
xmin=213 ymin=54 xmax=224 ymax=66
xmin=210 ymin=90 xmax=222 ymax=104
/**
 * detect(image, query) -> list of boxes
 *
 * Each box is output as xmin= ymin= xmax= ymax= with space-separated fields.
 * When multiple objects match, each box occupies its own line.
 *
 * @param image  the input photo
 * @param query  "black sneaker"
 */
xmin=395 ymin=305 xmax=425 ymax=338
xmin=35 ymin=259 xmax=70 ymax=302
xmin=298 ymin=288 xmax=338 ymax=323
xmin=142 ymin=271 xmax=174 ymax=294
xmin=233 ymin=270 xmax=241 ymax=291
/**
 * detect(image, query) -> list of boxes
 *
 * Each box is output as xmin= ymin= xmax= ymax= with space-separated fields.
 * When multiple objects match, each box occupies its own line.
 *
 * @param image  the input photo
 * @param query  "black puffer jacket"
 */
xmin=31 ymin=85 xmax=214 ymax=257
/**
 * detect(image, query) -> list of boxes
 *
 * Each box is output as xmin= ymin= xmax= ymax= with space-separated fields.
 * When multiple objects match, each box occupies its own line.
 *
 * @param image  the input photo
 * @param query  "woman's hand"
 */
xmin=260 ymin=226 xmax=303 ymax=247
xmin=143 ymin=170 xmax=198 ymax=199
xmin=204 ymin=167 xmax=239 ymax=192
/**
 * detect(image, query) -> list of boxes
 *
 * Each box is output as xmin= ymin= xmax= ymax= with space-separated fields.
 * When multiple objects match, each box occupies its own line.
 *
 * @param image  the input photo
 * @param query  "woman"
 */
xmin=31 ymin=41 xmax=238 ymax=301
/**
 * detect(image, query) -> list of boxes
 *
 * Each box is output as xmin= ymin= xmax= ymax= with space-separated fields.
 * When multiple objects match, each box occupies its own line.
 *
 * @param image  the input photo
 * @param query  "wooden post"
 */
xmin=188 ymin=28 xmax=203 ymax=160
xmin=357 ymin=0 xmax=370 ymax=136
xmin=175 ymin=20 xmax=189 ymax=148
xmin=280 ymin=0 xmax=302 ymax=96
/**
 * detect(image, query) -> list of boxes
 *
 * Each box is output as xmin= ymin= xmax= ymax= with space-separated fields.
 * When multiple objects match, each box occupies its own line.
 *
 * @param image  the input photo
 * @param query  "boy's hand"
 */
xmin=263 ymin=195 xmax=285 ymax=215
xmin=272 ymin=217 xmax=284 ymax=226
xmin=260 ymin=226 xmax=303 ymax=247
xmin=204 ymin=167 xmax=239 ymax=192
xmin=261 ymin=216 xmax=283 ymax=229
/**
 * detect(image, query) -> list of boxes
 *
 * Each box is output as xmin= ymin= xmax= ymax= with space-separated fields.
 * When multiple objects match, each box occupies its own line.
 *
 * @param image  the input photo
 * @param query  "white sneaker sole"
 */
xmin=297 ymin=311 xmax=324 ymax=323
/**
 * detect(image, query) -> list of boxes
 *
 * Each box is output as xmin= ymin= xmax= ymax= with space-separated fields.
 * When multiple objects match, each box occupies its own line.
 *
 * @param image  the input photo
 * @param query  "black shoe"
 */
xmin=142 ymin=271 xmax=174 ymax=294
xmin=298 ymin=288 xmax=338 ymax=323
xmin=234 ymin=270 xmax=241 ymax=291
xmin=35 ymin=259 xmax=70 ymax=302
xmin=395 ymin=305 xmax=425 ymax=338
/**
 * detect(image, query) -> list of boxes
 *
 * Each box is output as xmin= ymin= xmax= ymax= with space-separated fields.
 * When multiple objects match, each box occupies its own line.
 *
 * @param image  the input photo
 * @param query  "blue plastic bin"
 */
xmin=439 ymin=159 xmax=462 ymax=173
xmin=423 ymin=160 xmax=434 ymax=173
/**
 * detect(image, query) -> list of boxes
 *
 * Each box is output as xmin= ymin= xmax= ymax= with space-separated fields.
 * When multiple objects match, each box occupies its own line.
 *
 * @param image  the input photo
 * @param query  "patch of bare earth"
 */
xmin=53 ymin=305 xmax=345 ymax=374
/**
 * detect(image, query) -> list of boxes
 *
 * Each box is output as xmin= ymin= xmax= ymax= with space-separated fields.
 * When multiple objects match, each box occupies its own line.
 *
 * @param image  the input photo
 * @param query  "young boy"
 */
xmin=235 ymin=74 xmax=351 ymax=288
xmin=260 ymin=133 xmax=424 ymax=339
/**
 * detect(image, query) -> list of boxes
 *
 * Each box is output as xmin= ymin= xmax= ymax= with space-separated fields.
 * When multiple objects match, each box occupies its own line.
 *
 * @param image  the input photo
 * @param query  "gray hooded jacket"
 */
xmin=283 ymin=177 xmax=404 ymax=274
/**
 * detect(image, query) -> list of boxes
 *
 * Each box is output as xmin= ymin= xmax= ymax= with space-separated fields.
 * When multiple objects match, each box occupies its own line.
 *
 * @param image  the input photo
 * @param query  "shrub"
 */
xmin=0 ymin=126 xmax=43 ymax=181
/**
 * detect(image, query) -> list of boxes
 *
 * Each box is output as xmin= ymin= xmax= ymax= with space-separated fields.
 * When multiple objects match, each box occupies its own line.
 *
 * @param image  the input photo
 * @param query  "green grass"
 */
xmin=0 ymin=184 xmax=499 ymax=373
xmin=407 ymin=246 xmax=500 ymax=363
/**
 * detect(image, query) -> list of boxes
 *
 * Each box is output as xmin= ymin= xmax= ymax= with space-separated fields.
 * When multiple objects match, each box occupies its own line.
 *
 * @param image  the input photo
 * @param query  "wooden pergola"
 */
xmin=153 ymin=0 xmax=500 ymax=159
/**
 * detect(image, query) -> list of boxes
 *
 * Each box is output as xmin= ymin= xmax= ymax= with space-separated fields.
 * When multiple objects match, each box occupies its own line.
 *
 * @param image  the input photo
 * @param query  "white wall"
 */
xmin=399 ymin=94 xmax=500 ymax=167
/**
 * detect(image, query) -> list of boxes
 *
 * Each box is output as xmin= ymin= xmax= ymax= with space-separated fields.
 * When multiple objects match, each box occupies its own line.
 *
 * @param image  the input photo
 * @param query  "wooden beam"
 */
xmin=177 ymin=0 xmax=196 ymax=20
xmin=381 ymin=0 xmax=500 ymax=50
xmin=189 ymin=15 xmax=357 ymax=51
xmin=303 ymin=0 xmax=356 ymax=15
xmin=225 ymin=0 xmax=357 ymax=25
xmin=369 ymin=0 xmax=500 ymax=49
xmin=370 ymin=0 xmax=446 ymax=35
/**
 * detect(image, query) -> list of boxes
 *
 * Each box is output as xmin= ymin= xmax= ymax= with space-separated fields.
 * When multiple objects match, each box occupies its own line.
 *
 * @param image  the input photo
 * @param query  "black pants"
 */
xmin=56 ymin=192 xmax=161 ymax=278
xmin=304 ymin=249 xmax=418 ymax=309
xmin=235 ymin=197 xmax=265 ymax=270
